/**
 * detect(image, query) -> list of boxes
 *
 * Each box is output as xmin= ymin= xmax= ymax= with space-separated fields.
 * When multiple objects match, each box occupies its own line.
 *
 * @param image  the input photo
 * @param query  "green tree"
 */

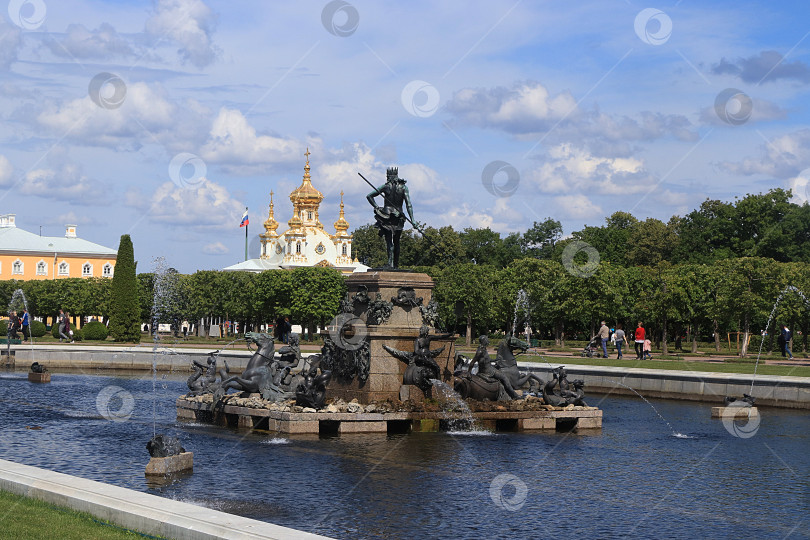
xmin=434 ymin=263 xmax=495 ymax=345
xmin=288 ymin=267 xmax=345 ymax=340
xmin=521 ymin=218 xmax=562 ymax=259
xmin=350 ymin=224 xmax=388 ymax=268
xmin=108 ymin=235 xmax=140 ymax=342
xmin=626 ymin=218 xmax=678 ymax=266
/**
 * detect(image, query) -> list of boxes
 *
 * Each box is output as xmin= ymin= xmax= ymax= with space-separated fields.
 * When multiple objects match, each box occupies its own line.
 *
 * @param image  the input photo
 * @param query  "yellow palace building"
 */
xmin=0 ymin=214 xmax=117 ymax=280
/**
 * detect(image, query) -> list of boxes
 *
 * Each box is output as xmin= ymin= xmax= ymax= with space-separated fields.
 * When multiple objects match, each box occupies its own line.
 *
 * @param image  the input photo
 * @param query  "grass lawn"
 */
xmin=522 ymin=355 xmax=810 ymax=377
xmin=0 ymin=490 xmax=165 ymax=539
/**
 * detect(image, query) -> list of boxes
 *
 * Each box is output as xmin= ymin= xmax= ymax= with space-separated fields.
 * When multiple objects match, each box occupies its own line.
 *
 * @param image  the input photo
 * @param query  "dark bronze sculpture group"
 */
xmin=449 ymin=335 xmax=586 ymax=406
xmin=187 ymin=332 xmax=333 ymax=409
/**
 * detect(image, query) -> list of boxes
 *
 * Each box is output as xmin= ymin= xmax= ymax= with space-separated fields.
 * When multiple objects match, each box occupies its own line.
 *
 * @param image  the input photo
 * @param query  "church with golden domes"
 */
xmin=223 ymin=150 xmax=369 ymax=275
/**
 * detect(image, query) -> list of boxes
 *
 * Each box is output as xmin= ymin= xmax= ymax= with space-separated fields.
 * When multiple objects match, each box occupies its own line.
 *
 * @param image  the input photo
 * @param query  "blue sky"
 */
xmin=1 ymin=0 xmax=809 ymax=273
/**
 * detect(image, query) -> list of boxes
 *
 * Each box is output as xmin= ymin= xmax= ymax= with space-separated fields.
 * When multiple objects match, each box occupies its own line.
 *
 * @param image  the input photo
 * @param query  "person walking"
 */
xmin=643 ymin=337 xmax=652 ymax=360
xmin=634 ymin=322 xmax=646 ymax=360
xmin=782 ymin=324 xmax=794 ymax=360
xmin=58 ymin=310 xmax=69 ymax=342
xmin=614 ymin=323 xmax=628 ymax=359
xmin=598 ymin=321 xmax=610 ymax=358
xmin=64 ymin=312 xmax=74 ymax=343
xmin=20 ymin=308 xmax=30 ymax=343
xmin=283 ymin=317 xmax=292 ymax=344
xmin=8 ymin=311 xmax=18 ymax=340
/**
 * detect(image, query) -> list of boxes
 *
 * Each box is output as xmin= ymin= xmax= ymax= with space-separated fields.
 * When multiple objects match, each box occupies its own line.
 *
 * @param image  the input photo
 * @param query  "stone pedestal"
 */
xmin=326 ymin=271 xmax=455 ymax=404
xmin=711 ymin=406 xmax=759 ymax=418
xmin=145 ymin=452 xmax=193 ymax=476
xmin=28 ymin=372 xmax=50 ymax=383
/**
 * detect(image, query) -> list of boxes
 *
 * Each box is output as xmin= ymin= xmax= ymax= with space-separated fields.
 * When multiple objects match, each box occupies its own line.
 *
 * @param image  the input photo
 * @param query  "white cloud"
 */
xmin=315 ymin=142 xmax=382 ymax=197
xmin=133 ymin=180 xmax=244 ymax=229
xmin=146 ymin=0 xmax=219 ymax=68
xmin=203 ymin=241 xmax=228 ymax=254
xmin=445 ymin=81 xmax=578 ymax=134
xmin=699 ymin=97 xmax=787 ymax=126
xmin=0 ymin=16 xmax=22 ymax=69
xmin=0 ymin=155 xmax=13 ymax=185
xmin=527 ymin=143 xmax=651 ymax=195
xmin=46 ymin=23 xmax=134 ymax=60
xmin=439 ymin=203 xmax=509 ymax=231
xmin=199 ymin=108 xmax=305 ymax=173
xmin=720 ymin=129 xmax=810 ymax=178
xmin=553 ymin=194 xmax=602 ymax=219
xmin=21 ymin=163 xmax=110 ymax=205
xmin=35 ymin=82 xmax=210 ymax=151
xmin=444 ymin=81 xmax=697 ymax=148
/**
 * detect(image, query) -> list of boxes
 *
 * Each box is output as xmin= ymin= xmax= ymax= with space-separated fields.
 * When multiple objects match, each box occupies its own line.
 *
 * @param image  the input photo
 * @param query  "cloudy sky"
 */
xmin=1 ymin=0 xmax=809 ymax=273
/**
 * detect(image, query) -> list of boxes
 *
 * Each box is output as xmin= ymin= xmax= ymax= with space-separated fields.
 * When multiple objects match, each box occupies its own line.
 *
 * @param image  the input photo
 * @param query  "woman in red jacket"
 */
xmin=634 ymin=322 xmax=645 ymax=360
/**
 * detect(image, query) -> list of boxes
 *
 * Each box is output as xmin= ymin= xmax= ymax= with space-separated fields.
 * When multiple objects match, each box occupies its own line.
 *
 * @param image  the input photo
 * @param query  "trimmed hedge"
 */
xmin=30 ymin=320 xmax=46 ymax=338
xmin=82 ymin=321 xmax=108 ymax=341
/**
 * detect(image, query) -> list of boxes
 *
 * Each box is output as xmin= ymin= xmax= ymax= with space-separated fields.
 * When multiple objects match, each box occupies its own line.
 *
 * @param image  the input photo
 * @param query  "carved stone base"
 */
xmin=145 ymin=452 xmax=193 ymax=476
xmin=326 ymin=271 xmax=454 ymax=404
xmin=28 ymin=372 xmax=50 ymax=383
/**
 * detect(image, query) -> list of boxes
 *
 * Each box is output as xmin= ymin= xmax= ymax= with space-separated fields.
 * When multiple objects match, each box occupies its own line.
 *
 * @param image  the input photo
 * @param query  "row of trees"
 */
xmin=3 ymin=255 xmax=806 ymax=356
xmin=352 ymin=189 xmax=810 ymax=268
xmin=429 ymin=257 xmax=810 ymax=356
xmin=0 ymin=265 xmax=345 ymax=343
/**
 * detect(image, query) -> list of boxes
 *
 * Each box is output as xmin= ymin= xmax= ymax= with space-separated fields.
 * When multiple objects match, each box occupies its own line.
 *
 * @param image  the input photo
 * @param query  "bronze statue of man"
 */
xmin=366 ymin=167 xmax=415 ymax=268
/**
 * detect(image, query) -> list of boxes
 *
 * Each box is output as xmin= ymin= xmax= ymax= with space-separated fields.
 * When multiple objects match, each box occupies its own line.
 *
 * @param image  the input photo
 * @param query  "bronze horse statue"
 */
xmin=215 ymin=332 xmax=290 ymax=402
xmin=454 ymin=334 xmax=544 ymax=401
xmin=494 ymin=334 xmax=544 ymax=392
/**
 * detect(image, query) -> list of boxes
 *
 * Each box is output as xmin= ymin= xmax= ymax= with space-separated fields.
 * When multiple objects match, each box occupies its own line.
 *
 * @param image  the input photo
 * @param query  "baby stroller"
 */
xmin=581 ymin=336 xmax=601 ymax=358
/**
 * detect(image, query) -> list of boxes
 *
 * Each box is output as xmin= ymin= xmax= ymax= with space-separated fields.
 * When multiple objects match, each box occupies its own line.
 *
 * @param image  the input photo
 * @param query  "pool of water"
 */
xmin=1 ymin=370 xmax=808 ymax=539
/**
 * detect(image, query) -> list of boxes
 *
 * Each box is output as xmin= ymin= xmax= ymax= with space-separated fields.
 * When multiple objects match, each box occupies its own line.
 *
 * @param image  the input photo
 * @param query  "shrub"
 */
xmin=0 ymin=320 xmax=6 ymax=336
xmin=30 ymin=320 xmax=46 ymax=338
xmin=82 ymin=321 xmax=108 ymax=341
xmin=52 ymin=322 xmax=82 ymax=341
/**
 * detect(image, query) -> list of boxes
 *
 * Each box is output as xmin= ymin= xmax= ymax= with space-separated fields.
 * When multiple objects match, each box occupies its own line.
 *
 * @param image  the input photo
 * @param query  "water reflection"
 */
xmin=0 ymin=370 xmax=808 ymax=539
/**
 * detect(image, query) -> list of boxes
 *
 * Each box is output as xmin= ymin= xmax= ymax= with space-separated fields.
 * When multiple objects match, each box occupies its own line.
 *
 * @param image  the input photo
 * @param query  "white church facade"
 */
xmin=224 ymin=150 xmax=369 ymax=275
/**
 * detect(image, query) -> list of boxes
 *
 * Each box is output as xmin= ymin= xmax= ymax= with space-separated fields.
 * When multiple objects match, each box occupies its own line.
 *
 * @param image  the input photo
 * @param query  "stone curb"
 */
xmin=519 ymin=362 xmax=810 ymax=408
xmin=0 ymin=458 xmax=331 ymax=540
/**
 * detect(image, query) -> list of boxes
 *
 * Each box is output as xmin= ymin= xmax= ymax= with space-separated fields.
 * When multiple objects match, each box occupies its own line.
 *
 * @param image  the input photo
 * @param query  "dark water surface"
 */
xmin=0 ymin=370 xmax=808 ymax=539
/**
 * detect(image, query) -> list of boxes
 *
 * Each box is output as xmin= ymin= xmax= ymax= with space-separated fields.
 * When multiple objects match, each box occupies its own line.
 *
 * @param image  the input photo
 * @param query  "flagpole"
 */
xmin=244 ymin=206 xmax=249 ymax=261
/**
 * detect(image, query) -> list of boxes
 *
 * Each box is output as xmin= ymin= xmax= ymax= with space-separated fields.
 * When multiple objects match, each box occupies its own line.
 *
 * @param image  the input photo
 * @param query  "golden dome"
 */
xmin=334 ymin=191 xmax=349 ymax=233
xmin=289 ymin=148 xmax=323 ymax=206
xmin=263 ymin=190 xmax=279 ymax=234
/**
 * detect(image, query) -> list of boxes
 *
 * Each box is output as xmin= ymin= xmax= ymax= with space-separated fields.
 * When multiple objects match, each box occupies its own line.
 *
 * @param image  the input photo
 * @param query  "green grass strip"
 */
xmin=0 ymin=489 xmax=167 ymax=539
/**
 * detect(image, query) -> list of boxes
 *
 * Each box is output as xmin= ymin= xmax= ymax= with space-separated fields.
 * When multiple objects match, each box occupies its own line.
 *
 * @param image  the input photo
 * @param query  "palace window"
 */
xmin=342 ymin=244 xmax=347 ymax=256
xmin=36 ymin=261 xmax=47 ymax=276
xmin=296 ymin=242 xmax=301 ymax=254
xmin=102 ymin=263 xmax=113 ymax=277
xmin=82 ymin=263 xmax=93 ymax=277
xmin=12 ymin=259 xmax=23 ymax=275
xmin=58 ymin=262 xmax=69 ymax=276
xmin=308 ymin=211 xmax=313 ymax=220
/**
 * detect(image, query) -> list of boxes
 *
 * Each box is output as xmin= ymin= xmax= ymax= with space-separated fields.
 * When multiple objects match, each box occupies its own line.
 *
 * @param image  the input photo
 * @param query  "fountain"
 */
xmin=512 ymin=288 xmax=532 ymax=345
xmin=716 ymin=285 xmax=809 ymax=419
xmin=147 ymin=257 xmax=193 ymax=476
xmin=175 ymin=170 xmax=603 ymax=434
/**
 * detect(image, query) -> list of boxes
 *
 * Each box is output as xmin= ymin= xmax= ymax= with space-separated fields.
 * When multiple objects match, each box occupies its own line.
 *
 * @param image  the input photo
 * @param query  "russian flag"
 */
xmin=240 ymin=208 xmax=249 ymax=227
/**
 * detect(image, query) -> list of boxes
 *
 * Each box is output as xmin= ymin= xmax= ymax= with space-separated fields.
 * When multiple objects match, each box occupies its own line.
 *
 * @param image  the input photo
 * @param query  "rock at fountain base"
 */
xmin=28 ymin=372 xmax=50 ymax=383
xmin=145 ymin=452 xmax=193 ymax=476
xmin=711 ymin=406 xmax=759 ymax=418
